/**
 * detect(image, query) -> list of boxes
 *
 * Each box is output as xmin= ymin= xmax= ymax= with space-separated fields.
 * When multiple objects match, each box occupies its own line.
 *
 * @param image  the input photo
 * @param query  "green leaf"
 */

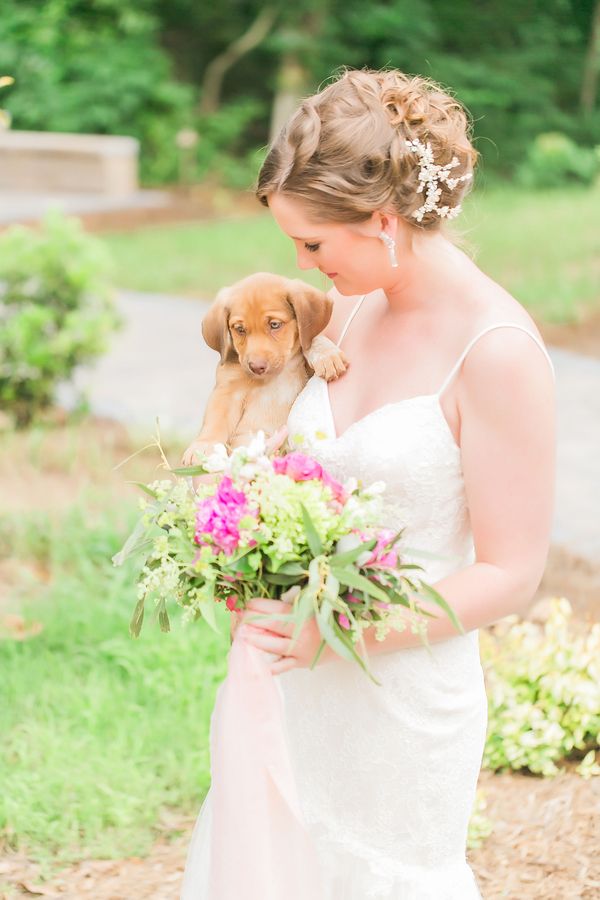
xmin=275 ymin=561 xmax=306 ymax=576
xmin=169 ymin=464 xmax=210 ymax=476
xmin=198 ymin=598 xmax=221 ymax=634
xmin=157 ymin=601 xmax=171 ymax=633
xmin=315 ymin=598 xmax=356 ymax=664
xmin=263 ymin=572 xmax=300 ymax=586
xmin=129 ymin=597 xmax=145 ymax=637
xmin=300 ymin=503 xmax=322 ymax=556
xmin=331 ymin=566 xmax=391 ymax=605
xmin=415 ymin=582 xmax=464 ymax=634
xmin=315 ymin=599 xmax=382 ymax=686
xmin=289 ymin=587 xmax=316 ymax=644
xmin=329 ymin=538 xmax=376 ymax=567
xmin=125 ymin=481 xmax=160 ymax=499
xmin=112 ymin=514 xmax=151 ymax=566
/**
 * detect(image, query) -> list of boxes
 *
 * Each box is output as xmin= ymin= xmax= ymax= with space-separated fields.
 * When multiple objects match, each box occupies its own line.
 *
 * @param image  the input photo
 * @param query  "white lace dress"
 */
xmin=181 ymin=295 xmax=555 ymax=899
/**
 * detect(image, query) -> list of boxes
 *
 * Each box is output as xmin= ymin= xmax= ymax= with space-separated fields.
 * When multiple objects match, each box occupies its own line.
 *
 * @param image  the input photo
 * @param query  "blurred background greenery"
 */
xmin=1 ymin=1 xmax=600 ymax=889
xmin=1 ymin=0 xmax=599 ymax=186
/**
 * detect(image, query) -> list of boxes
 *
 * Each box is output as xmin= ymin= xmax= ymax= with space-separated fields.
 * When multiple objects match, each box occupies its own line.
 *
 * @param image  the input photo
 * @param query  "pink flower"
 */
xmin=338 ymin=613 xmax=351 ymax=630
xmin=226 ymin=595 xmax=239 ymax=611
xmin=346 ymin=593 xmax=362 ymax=604
xmin=358 ymin=528 xmax=399 ymax=569
xmin=194 ymin=476 xmax=254 ymax=555
xmin=273 ymin=452 xmax=347 ymax=502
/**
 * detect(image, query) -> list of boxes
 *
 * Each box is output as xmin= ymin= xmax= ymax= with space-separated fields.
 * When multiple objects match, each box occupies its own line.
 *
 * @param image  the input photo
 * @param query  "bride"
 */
xmin=181 ymin=68 xmax=555 ymax=898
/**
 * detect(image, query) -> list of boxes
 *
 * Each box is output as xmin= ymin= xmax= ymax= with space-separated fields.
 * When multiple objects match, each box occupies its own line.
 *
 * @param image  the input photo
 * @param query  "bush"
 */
xmin=0 ymin=211 xmax=121 ymax=427
xmin=517 ymin=132 xmax=600 ymax=189
xmin=482 ymin=598 xmax=600 ymax=777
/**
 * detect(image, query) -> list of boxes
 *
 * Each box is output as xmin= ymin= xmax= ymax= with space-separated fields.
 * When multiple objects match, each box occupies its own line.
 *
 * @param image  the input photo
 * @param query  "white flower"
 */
xmin=203 ymin=443 xmax=230 ymax=472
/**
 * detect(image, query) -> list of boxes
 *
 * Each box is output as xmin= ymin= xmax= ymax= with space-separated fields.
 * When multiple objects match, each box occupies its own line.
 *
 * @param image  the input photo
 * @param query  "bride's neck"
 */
xmin=382 ymin=232 xmax=466 ymax=315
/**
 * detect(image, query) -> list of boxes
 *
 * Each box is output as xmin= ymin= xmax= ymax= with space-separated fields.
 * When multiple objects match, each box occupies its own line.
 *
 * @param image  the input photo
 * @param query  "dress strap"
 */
xmin=336 ymin=294 xmax=367 ymax=347
xmin=437 ymin=323 xmax=556 ymax=397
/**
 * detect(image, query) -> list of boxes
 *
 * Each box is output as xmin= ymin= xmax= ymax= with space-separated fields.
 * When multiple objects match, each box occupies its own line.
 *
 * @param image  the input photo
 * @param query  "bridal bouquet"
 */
xmin=113 ymin=433 xmax=461 ymax=684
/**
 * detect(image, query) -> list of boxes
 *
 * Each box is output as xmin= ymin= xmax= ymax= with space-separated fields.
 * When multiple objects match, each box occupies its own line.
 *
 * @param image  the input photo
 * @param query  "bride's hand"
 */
xmin=238 ymin=598 xmax=335 ymax=675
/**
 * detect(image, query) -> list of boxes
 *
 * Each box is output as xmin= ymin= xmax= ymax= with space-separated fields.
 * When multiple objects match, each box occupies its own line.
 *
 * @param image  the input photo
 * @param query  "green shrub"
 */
xmin=517 ymin=132 xmax=600 ymax=189
xmin=0 ymin=211 xmax=121 ymax=427
xmin=482 ymin=598 xmax=600 ymax=777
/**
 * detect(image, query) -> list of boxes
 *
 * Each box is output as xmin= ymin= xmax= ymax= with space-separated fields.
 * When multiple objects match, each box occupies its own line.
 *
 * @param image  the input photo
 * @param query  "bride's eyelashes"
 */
xmin=304 ymin=242 xmax=321 ymax=253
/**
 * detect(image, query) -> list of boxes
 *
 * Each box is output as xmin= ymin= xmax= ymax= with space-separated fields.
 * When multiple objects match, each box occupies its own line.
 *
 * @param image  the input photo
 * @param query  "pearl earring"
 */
xmin=378 ymin=231 xmax=399 ymax=268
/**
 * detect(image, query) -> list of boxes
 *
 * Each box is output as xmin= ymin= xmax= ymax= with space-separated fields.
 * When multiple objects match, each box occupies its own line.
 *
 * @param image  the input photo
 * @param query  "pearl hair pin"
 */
xmin=405 ymin=138 xmax=472 ymax=223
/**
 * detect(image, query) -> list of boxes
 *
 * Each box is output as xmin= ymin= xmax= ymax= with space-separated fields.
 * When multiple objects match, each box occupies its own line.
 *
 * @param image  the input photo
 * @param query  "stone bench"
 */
xmin=0 ymin=130 xmax=139 ymax=196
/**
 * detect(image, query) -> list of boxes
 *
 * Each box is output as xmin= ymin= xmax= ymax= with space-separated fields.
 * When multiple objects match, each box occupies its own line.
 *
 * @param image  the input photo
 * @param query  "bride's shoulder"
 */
xmin=457 ymin=279 xmax=553 ymax=396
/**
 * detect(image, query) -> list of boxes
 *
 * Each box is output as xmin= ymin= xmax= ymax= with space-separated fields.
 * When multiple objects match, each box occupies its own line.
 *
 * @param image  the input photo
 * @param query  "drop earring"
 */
xmin=378 ymin=231 xmax=399 ymax=268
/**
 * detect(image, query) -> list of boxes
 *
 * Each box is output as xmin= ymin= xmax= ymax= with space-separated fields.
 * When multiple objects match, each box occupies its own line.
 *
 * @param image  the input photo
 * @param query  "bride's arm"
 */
xmin=361 ymin=329 xmax=557 ymax=655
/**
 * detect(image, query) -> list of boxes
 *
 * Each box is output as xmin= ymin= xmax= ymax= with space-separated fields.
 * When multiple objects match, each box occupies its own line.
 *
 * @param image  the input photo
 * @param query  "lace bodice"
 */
xmin=287 ymin=293 xmax=555 ymax=584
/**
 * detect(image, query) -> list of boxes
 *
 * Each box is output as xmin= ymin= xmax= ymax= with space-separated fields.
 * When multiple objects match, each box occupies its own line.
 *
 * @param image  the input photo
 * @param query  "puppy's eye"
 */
xmin=304 ymin=242 xmax=320 ymax=253
xmin=233 ymin=324 xmax=246 ymax=335
xmin=269 ymin=321 xmax=283 ymax=330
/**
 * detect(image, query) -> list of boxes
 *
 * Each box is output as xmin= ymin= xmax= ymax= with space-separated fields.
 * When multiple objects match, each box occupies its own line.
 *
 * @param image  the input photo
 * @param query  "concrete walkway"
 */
xmin=57 ymin=289 xmax=600 ymax=564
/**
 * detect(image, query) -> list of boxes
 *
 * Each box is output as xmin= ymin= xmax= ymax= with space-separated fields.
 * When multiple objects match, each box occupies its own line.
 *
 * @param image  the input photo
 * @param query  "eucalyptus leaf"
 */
xmin=158 ymin=602 xmax=171 ymax=633
xmin=330 ymin=538 xmax=376 ymax=567
xmin=263 ymin=572 xmax=300 ymax=586
xmin=129 ymin=596 xmax=145 ymax=637
xmin=126 ymin=481 xmax=160 ymax=499
xmin=300 ymin=503 xmax=322 ymax=556
xmin=275 ymin=561 xmax=306 ymax=576
xmin=415 ymin=582 xmax=464 ymax=634
xmin=331 ymin=566 xmax=391 ymax=605
xmin=169 ymin=464 xmax=210 ymax=477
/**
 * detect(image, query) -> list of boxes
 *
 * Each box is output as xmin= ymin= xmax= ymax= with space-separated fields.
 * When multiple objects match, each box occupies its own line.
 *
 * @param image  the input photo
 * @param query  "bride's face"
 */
xmin=267 ymin=193 xmax=402 ymax=297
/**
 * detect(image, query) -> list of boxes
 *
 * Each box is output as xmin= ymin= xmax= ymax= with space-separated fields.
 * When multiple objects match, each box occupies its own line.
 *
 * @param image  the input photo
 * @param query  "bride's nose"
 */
xmin=296 ymin=248 xmax=317 ymax=270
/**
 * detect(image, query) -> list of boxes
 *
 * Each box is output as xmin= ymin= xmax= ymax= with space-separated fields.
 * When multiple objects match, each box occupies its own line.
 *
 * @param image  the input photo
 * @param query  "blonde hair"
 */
xmin=256 ymin=68 xmax=478 ymax=230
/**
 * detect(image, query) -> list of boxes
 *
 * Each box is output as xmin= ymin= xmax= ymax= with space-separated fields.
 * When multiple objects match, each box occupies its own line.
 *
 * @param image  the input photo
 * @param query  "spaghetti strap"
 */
xmin=437 ymin=323 xmax=556 ymax=397
xmin=336 ymin=294 xmax=367 ymax=347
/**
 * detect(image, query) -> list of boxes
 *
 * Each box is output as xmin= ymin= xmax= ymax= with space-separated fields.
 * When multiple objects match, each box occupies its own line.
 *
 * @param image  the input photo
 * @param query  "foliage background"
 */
xmin=1 ymin=0 xmax=599 ymax=183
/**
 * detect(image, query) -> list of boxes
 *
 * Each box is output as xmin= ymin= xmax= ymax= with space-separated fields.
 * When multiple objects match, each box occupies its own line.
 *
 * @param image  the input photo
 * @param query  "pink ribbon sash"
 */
xmin=206 ymin=630 xmax=324 ymax=899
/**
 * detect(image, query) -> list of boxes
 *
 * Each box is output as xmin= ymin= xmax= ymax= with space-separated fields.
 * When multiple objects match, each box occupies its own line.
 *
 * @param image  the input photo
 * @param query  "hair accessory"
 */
xmin=405 ymin=138 xmax=472 ymax=223
xmin=378 ymin=230 xmax=399 ymax=268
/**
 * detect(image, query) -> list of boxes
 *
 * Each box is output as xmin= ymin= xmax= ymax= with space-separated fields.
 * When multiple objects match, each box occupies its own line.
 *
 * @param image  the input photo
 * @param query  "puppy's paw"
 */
xmin=181 ymin=440 xmax=215 ymax=467
xmin=313 ymin=347 xmax=349 ymax=382
xmin=305 ymin=334 xmax=349 ymax=382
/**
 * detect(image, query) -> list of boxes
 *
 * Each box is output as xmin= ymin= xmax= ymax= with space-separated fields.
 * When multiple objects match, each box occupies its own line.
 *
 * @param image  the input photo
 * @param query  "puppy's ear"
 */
xmin=286 ymin=280 xmax=333 ymax=352
xmin=202 ymin=288 xmax=237 ymax=363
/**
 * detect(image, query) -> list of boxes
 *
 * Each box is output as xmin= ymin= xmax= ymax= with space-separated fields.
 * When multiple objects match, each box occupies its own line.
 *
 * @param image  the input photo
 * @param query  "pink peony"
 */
xmin=273 ymin=452 xmax=347 ymax=502
xmin=194 ymin=476 xmax=254 ymax=555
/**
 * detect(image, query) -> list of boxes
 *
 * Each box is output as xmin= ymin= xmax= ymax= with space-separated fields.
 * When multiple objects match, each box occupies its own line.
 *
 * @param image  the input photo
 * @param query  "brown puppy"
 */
xmin=182 ymin=272 xmax=348 ymax=464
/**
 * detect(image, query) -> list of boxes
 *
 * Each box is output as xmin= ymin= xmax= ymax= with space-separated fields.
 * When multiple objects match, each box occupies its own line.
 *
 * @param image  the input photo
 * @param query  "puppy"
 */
xmin=182 ymin=272 xmax=348 ymax=465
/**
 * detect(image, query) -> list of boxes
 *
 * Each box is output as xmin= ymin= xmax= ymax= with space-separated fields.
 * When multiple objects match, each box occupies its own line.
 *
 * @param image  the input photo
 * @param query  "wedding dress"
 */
xmin=181 ymin=293 xmax=556 ymax=899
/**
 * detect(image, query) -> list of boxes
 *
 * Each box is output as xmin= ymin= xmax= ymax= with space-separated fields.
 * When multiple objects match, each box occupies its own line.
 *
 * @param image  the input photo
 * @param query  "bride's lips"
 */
xmin=325 ymin=272 xmax=338 ymax=278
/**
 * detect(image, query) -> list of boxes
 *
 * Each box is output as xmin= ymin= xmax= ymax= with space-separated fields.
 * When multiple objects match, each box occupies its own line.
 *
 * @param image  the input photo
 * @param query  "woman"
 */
xmin=182 ymin=68 xmax=555 ymax=898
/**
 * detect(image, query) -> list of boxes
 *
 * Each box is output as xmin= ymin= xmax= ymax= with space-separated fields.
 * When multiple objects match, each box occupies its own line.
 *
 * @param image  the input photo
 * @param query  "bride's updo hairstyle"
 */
xmin=256 ymin=68 xmax=478 ymax=230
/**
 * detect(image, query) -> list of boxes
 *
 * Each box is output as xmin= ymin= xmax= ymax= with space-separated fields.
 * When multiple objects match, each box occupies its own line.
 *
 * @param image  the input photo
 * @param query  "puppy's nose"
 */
xmin=248 ymin=359 xmax=268 ymax=375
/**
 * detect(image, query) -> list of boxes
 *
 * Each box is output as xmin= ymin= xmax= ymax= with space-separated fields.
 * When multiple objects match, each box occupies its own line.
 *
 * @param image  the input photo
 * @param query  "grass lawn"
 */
xmin=0 ymin=425 xmax=229 ymax=868
xmin=101 ymin=183 xmax=600 ymax=324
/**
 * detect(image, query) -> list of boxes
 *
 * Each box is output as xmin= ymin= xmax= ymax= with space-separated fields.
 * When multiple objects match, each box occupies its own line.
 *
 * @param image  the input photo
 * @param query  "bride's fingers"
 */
xmin=241 ymin=626 xmax=292 ymax=658
xmin=270 ymin=657 xmax=296 ymax=676
xmin=242 ymin=600 xmax=295 ymax=634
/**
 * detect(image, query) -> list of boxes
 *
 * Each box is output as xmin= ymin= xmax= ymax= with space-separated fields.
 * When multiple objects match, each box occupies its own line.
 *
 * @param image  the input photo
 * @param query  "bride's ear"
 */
xmin=202 ymin=287 xmax=237 ymax=363
xmin=286 ymin=280 xmax=333 ymax=351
